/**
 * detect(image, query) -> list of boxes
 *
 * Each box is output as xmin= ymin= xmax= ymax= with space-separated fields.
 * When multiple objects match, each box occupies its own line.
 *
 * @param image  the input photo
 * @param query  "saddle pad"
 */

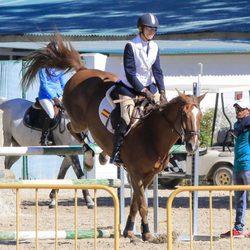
xmin=23 ymin=105 xmax=59 ymax=131
xmin=98 ymin=97 xmax=115 ymax=134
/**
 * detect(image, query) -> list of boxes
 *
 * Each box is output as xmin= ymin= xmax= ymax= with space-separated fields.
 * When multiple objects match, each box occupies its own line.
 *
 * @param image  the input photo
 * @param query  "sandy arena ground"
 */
xmin=0 ymin=186 xmax=250 ymax=250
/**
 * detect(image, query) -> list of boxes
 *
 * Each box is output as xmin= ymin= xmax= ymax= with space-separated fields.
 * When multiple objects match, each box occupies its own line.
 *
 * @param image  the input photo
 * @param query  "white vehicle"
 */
xmin=158 ymin=86 xmax=249 ymax=188
xmin=158 ymin=146 xmax=234 ymax=188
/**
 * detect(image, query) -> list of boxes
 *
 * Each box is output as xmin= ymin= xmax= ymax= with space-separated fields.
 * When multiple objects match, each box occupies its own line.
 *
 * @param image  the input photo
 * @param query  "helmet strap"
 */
xmin=140 ymin=27 xmax=152 ymax=42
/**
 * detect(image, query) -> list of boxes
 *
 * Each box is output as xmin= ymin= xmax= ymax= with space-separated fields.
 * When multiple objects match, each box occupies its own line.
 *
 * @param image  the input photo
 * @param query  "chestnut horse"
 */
xmin=21 ymin=35 xmax=205 ymax=242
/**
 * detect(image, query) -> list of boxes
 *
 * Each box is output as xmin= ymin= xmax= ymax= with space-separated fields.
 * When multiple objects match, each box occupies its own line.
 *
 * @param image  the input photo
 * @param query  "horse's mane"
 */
xmin=21 ymin=34 xmax=84 ymax=91
xmin=159 ymin=94 xmax=198 ymax=111
xmin=158 ymin=95 xmax=184 ymax=111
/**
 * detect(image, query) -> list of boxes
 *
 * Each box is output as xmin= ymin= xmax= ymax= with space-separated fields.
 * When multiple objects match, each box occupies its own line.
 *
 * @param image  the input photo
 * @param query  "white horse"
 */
xmin=0 ymin=98 xmax=94 ymax=209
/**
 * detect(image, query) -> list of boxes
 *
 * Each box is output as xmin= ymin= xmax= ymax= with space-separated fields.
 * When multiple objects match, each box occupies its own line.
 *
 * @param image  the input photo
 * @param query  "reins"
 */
xmin=160 ymin=102 xmax=200 ymax=142
xmin=129 ymin=100 xmax=160 ymax=121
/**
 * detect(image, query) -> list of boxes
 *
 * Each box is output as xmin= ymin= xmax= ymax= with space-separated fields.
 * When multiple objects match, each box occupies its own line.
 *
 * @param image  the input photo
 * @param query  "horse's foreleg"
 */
xmin=131 ymin=176 xmax=153 ymax=242
xmin=123 ymin=192 xmax=139 ymax=243
xmin=70 ymin=155 xmax=94 ymax=209
xmin=67 ymin=122 xmax=95 ymax=171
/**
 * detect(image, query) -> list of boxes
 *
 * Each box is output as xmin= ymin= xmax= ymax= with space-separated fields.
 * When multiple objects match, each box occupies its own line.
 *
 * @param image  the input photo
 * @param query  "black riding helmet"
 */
xmin=137 ymin=13 xmax=159 ymax=28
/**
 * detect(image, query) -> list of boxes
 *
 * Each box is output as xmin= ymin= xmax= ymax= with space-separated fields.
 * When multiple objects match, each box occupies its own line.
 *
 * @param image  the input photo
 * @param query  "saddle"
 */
xmin=98 ymin=86 xmax=157 ymax=134
xmin=23 ymin=99 xmax=61 ymax=131
xmin=112 ymin=98 xmax=155 ymax=130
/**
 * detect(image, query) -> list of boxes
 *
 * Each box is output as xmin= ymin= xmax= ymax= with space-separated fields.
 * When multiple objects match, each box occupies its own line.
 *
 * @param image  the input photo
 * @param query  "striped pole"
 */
xmin=0 ymin=179 xmax=121 ymax=188
xmin=0 ymin=229 xmax=110 ymax=241
xmin=0 ymin=145 xmax=94 ymax=156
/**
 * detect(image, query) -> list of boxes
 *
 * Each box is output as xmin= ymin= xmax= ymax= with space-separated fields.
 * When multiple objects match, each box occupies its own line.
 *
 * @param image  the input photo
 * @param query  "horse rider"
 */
xmin=110 ymin=13 xmax=167 ymax=166
xmin=38 ymin=67 xmax=66 ymax=146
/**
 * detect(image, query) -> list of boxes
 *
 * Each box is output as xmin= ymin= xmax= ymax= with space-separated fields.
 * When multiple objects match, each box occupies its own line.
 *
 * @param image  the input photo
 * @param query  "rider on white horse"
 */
xmin=38 ymin=67 xmax=66 ymax=145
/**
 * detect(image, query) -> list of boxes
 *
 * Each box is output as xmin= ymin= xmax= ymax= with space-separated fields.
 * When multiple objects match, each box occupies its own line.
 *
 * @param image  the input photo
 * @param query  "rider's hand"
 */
xmin=160 ymin=90 xmax=167 ymax=104
xmin=53 ymin=97 xmax=62 ymax=107
xmin=141 ymin=88 xmax=154 ymax=102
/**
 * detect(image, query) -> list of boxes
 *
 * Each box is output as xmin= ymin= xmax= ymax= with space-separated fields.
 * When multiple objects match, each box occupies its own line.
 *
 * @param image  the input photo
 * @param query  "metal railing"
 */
xmin=0 ymin=180 xmax=120 ymax=250
xmin=167 ymin=185 xmax=250 ymax=250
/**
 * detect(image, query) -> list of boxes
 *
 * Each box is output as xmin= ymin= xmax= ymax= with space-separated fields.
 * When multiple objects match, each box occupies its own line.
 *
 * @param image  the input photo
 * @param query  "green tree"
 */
xmin=200 ymin=108 xmax=214 ymax=147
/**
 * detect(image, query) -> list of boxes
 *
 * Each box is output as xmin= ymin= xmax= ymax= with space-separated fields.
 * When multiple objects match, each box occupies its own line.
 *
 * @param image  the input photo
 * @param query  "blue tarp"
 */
xmin=0 ymin=0 xmax=250 ymax=35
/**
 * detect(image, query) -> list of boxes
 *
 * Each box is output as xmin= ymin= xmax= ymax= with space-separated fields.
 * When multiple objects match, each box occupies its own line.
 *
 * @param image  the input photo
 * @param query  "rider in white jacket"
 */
xmin=110 ymin=13 xmax=167 ymax=166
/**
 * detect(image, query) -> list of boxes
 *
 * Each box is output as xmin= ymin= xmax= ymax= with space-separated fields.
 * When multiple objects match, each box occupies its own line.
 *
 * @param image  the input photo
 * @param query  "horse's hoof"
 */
xmin=85 ymin=195 xmax=94 ymax=209
xmin=49 ymin=199 xmax=56 ymax=209
xmin=123 ymin=229 xmax=128 ymax=238
xmin=142 ymin=232 xmax=153 ymax=242
xmin=122 ymin=229 xmax=141 ymax=243
xmin=99 ymin=152 xmax=109 ymax=165
xmin=123 ymin=230 xmax=140 ymax=243
xmin=130 ymin=236 xmax=141 ymax=243
xmin=84 ymin=150 xmax=94 ymax=171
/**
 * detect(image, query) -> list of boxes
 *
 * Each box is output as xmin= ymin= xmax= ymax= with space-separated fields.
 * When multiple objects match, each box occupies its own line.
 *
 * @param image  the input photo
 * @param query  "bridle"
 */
xmin=180 ymin=107 xmax=200 ymax=140
xmin=161 ymin=102 xmax=200 ymax=143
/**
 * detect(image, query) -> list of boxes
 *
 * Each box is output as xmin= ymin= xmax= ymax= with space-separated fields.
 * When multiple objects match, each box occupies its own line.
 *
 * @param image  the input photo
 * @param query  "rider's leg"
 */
xmin=110 ymin=118 xmax=127 ymax=165
xmin=39 ymin=99 xmax=55 ymax=146
xmin=110 ymin=95 xmax=134 ymax=166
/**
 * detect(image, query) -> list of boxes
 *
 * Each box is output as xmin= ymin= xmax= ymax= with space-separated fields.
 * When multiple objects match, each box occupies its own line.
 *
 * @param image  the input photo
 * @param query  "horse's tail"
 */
xmin=21 ymin=34 xmax=85 ymax=92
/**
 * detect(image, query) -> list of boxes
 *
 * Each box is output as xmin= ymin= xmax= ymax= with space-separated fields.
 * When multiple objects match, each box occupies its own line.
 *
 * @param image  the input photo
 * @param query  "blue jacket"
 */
xmin=38 ymin=68 xmax=66 ymax=100
xmin=233 ymin=115 xmax=250 ymax=172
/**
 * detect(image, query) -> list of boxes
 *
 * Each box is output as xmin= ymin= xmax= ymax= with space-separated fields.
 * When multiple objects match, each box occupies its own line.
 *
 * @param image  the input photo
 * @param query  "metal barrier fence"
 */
xmin=0 ymin=179 xmax=120 ymax=250
xmin=166 ymin=185 xmax=250 ymax=250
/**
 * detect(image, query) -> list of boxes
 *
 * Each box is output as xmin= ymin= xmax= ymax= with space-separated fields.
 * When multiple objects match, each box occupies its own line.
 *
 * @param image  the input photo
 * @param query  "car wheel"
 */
xmin=212 ymin=165 xmax=233 ymax=185
xmin=158 ymin=178 xmax=181 ymax=189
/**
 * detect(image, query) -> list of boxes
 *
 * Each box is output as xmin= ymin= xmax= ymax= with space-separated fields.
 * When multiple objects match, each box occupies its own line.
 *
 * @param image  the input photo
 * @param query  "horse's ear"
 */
xmin=176 ymin=88 xmax=186 ymax=99
xmin=197 ymin=92 xmax=207 ymax=104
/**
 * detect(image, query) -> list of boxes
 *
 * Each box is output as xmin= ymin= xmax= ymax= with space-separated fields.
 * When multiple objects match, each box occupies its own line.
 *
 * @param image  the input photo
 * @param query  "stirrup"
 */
xmin=110 ymin=152 xmax=123 ymax=166
xmin=40 ymin=139 xmax=53 ymax=146
xmin=40 ymin=135 xmax=53 ymax=146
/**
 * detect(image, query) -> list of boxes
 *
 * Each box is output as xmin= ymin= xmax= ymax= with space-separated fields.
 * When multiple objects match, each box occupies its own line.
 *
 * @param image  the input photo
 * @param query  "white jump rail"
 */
xmin=0 ymin=145 xmax=88 ymax=156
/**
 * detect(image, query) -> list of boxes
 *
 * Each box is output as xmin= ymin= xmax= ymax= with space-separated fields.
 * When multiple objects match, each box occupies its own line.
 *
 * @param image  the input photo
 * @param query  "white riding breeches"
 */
xmin=39 ymin=99 xmax=55 ymax=119
xmin=119 ymin=92 xmax=160 ymax=126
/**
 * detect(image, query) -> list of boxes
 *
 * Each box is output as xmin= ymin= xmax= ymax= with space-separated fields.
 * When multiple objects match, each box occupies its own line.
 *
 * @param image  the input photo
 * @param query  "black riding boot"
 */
xmin=40 ymin=116 xmax=53 ymax=146
xmin=110 ymin=119 xmax=127 ymax=166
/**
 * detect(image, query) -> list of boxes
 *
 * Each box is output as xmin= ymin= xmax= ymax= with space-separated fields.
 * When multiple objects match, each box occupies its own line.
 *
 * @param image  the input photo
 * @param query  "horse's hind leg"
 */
xmin=4 ymin=156 xmax=21 ymax=170
xmin=48 ymin=156 xmax=70 ymax=208
xmin=70 ymin=155 xmax=94 ymax=209
xmin=3 ymin=136 xmax=21 ymax=169
xmin=49 ymin=155 xmax=94 ymax=209
xmin=67 ymin=122 xmax=95 ymax=171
